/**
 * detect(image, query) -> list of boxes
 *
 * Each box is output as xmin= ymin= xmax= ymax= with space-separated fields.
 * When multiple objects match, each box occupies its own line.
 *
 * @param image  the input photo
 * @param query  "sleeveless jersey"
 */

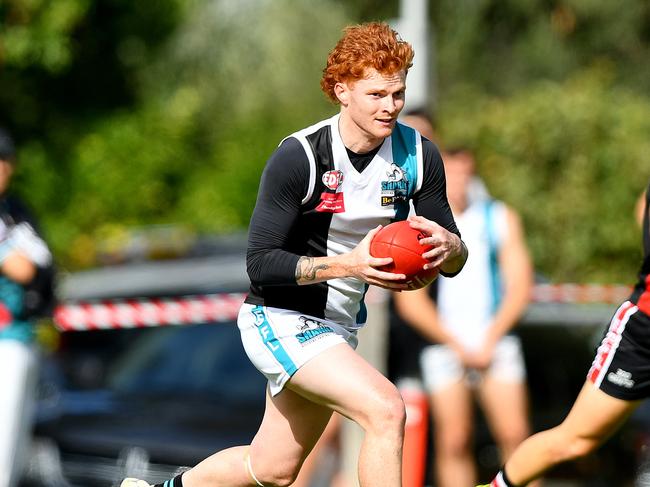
xmin=245 ymin=114 xmax=458 ymax=329
xmin=436 ymin=199 xmax=507 ymax=350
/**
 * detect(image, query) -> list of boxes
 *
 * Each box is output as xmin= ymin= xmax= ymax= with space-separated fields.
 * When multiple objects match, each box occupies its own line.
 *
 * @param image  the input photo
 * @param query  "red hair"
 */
xmin=321 ymin=22 xmax=414 ymax=104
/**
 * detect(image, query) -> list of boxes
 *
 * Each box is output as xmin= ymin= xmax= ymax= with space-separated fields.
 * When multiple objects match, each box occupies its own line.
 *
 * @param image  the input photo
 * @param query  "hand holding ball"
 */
xmin=370 ymin=220 xmax=440 ymax=290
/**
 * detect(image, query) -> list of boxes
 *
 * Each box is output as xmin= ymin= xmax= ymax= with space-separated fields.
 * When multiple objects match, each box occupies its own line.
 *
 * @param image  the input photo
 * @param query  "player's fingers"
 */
xmin=421 ymin=247 xmax=443 ymax=263
xmin=418 ymin=231 xmax=446 ymax=247
xmin=408 ymin=216 xmax=441 ymax=234
xmin=362 ymin=225 xmax=384 ymax=243
xmin=372 ymin=269 xmax=407 ymax=281
xmin=371 ymin=279 xmax=410 ymax=290
xmin=368 ymin=256 xmax=393 ymax=268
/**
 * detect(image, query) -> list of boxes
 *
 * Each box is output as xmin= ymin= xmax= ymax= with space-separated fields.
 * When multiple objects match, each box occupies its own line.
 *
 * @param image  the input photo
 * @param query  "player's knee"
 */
xmin=496 ymin=423 xmax=529 ymax=451
xmin=252 ymin=464 xmax=300 ymax=487
xmin=247 ymin=452 xmax=300 ymax=487
xmin=259 ymin=472 xmax=298 ymax=487
xmin=365 ymin=386 xmax=406 ymax=436
xmin=436 ymin=428 xmax=472 ymax=456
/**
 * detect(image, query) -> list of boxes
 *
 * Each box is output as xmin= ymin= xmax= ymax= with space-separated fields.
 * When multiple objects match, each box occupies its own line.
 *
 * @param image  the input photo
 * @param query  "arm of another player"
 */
xmin=392 ymin=287 xmax=466 ymax=356
xmin=636 ymin=187 xmax=647 ymax=228
xmin=0 ymin=221 xmax=44 ymax=284
xmin=480 ymin=206 xmax=534 ymax=361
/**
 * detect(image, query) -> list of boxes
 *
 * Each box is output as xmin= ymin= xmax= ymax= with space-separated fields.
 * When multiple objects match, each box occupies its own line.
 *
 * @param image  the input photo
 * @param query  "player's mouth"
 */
xmin=376 ymin=117 xmax=395 ymax=127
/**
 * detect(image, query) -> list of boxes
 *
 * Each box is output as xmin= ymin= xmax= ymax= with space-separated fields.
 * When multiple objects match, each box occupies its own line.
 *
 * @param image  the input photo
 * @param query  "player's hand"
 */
xmin=407 ymin=216 xmax=465 ymax=270
xmin=447 ymin=339 xmax=473 ymax=366
xmin=346 ymin=226 xmax=410 ymax=290
xmin=465 ymin=341 xmax=495 ymax=370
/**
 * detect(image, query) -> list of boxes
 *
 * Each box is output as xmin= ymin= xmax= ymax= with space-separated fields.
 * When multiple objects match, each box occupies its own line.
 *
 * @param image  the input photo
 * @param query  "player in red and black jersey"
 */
xmin=479 ymin=181 xmax=650 ymax=487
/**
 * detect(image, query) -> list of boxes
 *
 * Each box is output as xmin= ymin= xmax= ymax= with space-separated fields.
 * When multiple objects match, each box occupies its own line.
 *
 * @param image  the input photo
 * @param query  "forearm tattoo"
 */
xmin=295 ymin=256 xmax=329 ymax=282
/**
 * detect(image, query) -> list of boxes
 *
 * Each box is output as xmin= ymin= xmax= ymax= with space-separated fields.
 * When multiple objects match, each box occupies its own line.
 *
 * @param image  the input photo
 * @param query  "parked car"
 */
xmin=22 ymin=234 xmax=267 ymax=487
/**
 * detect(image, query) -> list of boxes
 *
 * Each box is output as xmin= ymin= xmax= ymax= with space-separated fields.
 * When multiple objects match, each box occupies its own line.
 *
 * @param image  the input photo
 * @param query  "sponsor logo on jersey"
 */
xmin=316 ymin=192 xmax=345 ymax=213
xmin=381 ymin=163 xmax=409 ymax=206
xmin=322 ymin=170 xmax=344 ymax=190
xmin=296 ymin=316 xmax=334 ymax=344
xmin=607 ymin=368 xmax=635 ymax=388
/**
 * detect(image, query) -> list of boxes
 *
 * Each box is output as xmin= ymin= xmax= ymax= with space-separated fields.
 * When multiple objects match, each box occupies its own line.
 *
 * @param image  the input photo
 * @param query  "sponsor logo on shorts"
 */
xmin=252 ymin=307 xmax=266 ymax=327
xmin=296 ymin=316 xmax=334 ymax=345
xmin=607 ymin=368 xmax=635 ymax=388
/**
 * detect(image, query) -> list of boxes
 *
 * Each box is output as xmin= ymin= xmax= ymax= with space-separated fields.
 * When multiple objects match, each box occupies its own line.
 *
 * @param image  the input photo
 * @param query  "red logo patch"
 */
xmin=322 ymin=170 xmax=344 ymax=190
xmin=0 ymin=303 xmax=12 ymax=329
xmin=316 ymin=192 xmax=345 ymax=213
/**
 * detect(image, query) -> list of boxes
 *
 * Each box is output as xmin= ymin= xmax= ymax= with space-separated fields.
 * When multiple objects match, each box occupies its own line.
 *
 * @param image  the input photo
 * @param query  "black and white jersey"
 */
xmin=245 ymin=114 xmax=459 ymax=329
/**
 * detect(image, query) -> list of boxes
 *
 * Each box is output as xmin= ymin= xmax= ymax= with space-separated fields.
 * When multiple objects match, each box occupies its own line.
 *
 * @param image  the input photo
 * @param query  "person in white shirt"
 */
xmin=394 ymin=147 xmax=536 ymax=487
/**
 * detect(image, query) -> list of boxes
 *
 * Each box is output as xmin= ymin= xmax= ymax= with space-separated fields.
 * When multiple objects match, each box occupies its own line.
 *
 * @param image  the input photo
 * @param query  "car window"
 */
xmin=107 ymin=323 xmax=266 ymax=399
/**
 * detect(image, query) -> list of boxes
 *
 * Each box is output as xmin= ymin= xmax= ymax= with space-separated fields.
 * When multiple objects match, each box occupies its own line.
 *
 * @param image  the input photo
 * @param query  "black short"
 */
xmin=588 ymin=301 xmax=650 ymax=401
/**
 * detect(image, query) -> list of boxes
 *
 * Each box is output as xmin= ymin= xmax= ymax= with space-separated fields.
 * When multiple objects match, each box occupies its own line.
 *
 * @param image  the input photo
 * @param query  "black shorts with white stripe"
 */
xmin=588 ymin=301 xmax=650 ymax=401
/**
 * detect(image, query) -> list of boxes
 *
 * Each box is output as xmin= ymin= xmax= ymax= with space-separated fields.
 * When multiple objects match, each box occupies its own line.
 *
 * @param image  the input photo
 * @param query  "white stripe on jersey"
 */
xmin=281 ymin=117 xmax=331 ymax=205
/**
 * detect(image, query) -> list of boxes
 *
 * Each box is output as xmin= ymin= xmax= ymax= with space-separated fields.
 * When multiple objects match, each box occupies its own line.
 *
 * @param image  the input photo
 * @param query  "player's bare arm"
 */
xmin=407 ymin=215 xmax=468 ymax=274
xmin=295 ymin=226 xmax=409 ymax=289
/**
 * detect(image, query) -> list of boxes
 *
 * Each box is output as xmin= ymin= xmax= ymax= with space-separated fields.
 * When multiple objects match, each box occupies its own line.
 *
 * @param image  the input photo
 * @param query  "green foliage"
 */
xmin=432 ymin=0 xmax=650 ymax=96
xmin=439 ymin=66 xmax=650 ymax=282
xmin=8 ymin=0 xmax=352 ymax=268
xmin=0 ymin=0 xmax=89 ymax=72
xmin=3 ymin=0 xmax=650 ymax=284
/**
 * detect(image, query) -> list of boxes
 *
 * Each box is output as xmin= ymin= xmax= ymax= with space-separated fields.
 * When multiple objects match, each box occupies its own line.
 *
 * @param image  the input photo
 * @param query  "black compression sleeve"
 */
xmin=413 ymin=139 xmax=463 ymax=277
xmin=413 ymin=139 xmax=460 ymax=236
xmin=246 ymin=137 xmax=309 ymax=285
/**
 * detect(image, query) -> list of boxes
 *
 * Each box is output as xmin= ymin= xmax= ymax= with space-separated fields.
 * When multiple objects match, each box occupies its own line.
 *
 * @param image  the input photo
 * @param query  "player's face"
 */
xmin=442 ymin=151 xmax=474 ymax=206
xmin=336 ymin=68 xmax=406 ymax=151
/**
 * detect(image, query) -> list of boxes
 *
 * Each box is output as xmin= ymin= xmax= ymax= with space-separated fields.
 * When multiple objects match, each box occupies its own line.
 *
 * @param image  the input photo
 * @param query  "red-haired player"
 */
xmin=123 ymin=22 xmax=467 ymax=487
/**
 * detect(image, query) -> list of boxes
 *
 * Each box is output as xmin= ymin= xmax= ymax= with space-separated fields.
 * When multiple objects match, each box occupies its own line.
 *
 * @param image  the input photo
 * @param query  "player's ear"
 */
xmin=334 ymin=82 xmax=349 ymax=106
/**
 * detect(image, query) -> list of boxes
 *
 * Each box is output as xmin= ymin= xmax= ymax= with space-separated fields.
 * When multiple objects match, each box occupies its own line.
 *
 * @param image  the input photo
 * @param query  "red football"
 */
xmin=370 ymin=220 xmax=440 ymax=289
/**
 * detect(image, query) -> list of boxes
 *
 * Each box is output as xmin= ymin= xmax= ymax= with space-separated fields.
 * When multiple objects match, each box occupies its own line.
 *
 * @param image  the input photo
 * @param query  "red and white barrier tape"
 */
xmin=52 ymin=284 xmax=635 ymax=332
xmin=53 ymin=293 xmax=246 ymax=332
xmin=531 ymin=283 xmax=632 ymax=305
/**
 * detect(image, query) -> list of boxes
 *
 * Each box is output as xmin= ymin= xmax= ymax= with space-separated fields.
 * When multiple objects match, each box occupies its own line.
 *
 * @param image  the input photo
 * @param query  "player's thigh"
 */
xmin=286 ymin=343 xmax=404 ymax=430
xmin=478 ymin=336 xmax=530 ymax=433
xmin=250 ymin=386 xmax=334 ymax=472
xmin=559 ymin=381 xmax=640 ymax=443
xmin=420 ymin=344 xmax=473 ymax=436
xmin=430 ymin=380 xmax=474 ymax=444
xmin=478 ymin=377 xmax=530 ymax=446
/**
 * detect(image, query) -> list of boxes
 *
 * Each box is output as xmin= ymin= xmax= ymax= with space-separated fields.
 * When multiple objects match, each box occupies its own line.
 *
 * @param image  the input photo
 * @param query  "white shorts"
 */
xmin=420 ymin=335 xmax=526 ymax=394
xmin=238 ymin=304 xmax=359 ymax=396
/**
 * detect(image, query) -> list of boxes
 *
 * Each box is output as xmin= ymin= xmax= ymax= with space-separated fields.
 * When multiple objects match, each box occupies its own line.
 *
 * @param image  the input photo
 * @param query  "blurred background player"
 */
xmin=394 ymin=146 xmax=536 ymax=487
xmin=0 ymin=127 xmax=54 ymax=487
xmin=386 ymin=110 xmax=441 ymax=393
xmin=478 ymin=180 xmax=650 ymax=487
